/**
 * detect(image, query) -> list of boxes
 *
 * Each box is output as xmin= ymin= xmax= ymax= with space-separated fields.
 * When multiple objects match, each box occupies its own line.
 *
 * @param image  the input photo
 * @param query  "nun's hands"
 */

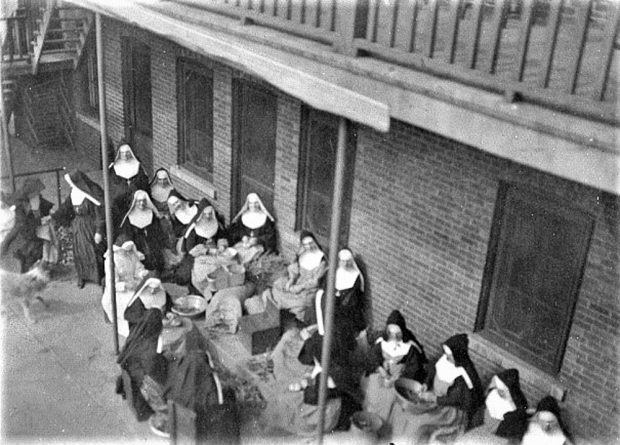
xmin=94 ymin=233 xmax=103 ymax=244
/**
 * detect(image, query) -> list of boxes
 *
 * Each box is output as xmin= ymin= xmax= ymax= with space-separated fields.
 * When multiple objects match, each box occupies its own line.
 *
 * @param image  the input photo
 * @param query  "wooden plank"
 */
xmin=263 ymin=0 xmax=276 ymax=16
xmin=305 ymin=0 xmax=319 ymax=26
xmin=465 ymin=0 xmax=483 ymax=69
xmin=537 ymin=0 xmax=563 ymax=88
xmin=290 ymin=0 xmax=303 ymax=24
xmin=319 ymin=0 xmax=334 ymax=31
xmin=366 ymin=0 xmax=379 ymax=41
xmin=592 ymin=1 xmax=620 ymax=100
xmin=512 ymin=0 xmax=534 ymax=82
xmin=481 ymin=0 xmax=506 ymax=74
xmin=393 ymin=0 xmax=418 ymax=52
xmin=276 ymin=0 xmax=289 ymax=19
xmin=564 ymin=0 xmax=591 ymax=94
xmin=376 ymin=0 xmax=398 ymax=47
xmin=443 ymin=0 xmax=461 ymax=64
xmin=424 ymin=0 xmax=438 ymax=58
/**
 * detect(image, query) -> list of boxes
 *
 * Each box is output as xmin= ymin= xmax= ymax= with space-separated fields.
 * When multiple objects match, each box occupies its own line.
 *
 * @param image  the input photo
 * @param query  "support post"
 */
xmin=96 ymin=12 xmax=119 ymax=355
xmin=316 ymin=116 xmax=348 ymax=444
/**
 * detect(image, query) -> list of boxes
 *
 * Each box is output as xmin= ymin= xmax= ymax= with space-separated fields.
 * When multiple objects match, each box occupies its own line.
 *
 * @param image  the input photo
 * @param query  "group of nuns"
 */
xmin=55 ymin=144 xmax=572 ymax=444
xmin=57 ymin=143 xmax=277 ymax=291
xmin=260 ymin=233 xmax=572 ymax=445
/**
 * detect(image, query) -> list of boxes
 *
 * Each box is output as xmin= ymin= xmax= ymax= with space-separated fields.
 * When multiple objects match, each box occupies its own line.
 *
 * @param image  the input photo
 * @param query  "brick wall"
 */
xmin=349 ymin=119 xmax=619 ymax=442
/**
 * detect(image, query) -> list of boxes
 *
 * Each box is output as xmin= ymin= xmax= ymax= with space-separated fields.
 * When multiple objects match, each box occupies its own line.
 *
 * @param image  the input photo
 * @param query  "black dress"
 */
xmin=306 ymin=275 xmax=366 ymax=342
xmin=109 ymin=166 xmax=150 ymax=236
xmin=120 ymin=215 xmax=167 ymax=274
xmin=54 ymin=197 xmax=105 ymax=284
xmin=228 ymin=217 xmax=277 ymax=253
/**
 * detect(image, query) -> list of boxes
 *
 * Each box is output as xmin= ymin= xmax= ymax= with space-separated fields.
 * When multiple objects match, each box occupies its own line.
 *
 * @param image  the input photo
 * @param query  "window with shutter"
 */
xmin=476 ymin=182 xmax=594 ymax=374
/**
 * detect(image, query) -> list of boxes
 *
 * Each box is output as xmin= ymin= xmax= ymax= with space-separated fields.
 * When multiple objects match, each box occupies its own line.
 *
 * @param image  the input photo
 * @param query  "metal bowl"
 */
xmin=394 ymin=378 xmax=433 ymax=414
xmin=172 ymin=295 xmax=207 ymax=318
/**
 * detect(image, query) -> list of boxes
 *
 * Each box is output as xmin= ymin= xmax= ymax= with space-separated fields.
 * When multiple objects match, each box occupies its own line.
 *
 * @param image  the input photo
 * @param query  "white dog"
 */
xmin=0 ymin=261 xmax=50 ymax=323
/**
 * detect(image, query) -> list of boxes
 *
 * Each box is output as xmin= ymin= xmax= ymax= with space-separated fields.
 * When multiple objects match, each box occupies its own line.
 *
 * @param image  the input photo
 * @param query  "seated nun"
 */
xmin=228 ymin=193 xmax=277 ymax=253
xmin=520 ymin=396 xmax=573 ymax=445
xmin=363 ymin=310 xmax=428 ymax=423
xmin=109 ymin=143 xmax=150 ymax=235
xmin=124 ymin=275 xmax=173 ymax=332
xmin=148 ymin=168 xmax=177 ymax=249
xmin=305 ymin=248 xmax=366 ymax=339
xmin=265 ymin=231 xmax=327 ymax=321
xmin=182 ymin=199 xmax=227 ymax=256
xmin=457 ymin=368 xmax=529 ymax=445
xmin=101 ymin=235 xmax=149 ymax=337
xmin=116 ymin=306 xmax=167 ymax=422
xmin=263 ymin=322 xmax=361 ymax=436
xmin=120 ymin=190 xmax=166 ymax=275
xmin=149 ymin=168 xmax=175 ymax=215
xmin=391 ymin=333 xmax=483 ymax=445
xmin=166 ymin=190 xmax=200 ymax=244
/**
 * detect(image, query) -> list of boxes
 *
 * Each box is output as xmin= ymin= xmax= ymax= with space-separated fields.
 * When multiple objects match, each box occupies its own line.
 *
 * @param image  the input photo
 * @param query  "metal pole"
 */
xmin=0 ymin=46 xmax=15 ymax=193
xmin=96 ymin=13 xmax=119 ymax=354
xmin=316 ymin=116 xmax=348 ymax=444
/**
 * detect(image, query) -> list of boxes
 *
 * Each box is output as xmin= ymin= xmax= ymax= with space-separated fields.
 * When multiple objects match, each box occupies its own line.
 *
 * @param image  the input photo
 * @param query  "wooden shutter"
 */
xmin=298 ymin=108 xmax=356 ymax=246
xmin=480 ymin=184 xmax=593 ymax=374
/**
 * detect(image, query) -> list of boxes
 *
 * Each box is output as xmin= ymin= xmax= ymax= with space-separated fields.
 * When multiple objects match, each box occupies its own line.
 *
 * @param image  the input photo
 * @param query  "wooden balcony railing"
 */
xmin=353 ymin=0 xmax=618 ymax=121
xmin=176 ymin=0 xmax=618 ymax=122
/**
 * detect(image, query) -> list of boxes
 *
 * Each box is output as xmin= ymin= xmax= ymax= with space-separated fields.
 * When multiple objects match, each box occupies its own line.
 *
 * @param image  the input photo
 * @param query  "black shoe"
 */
xmin=77 ymin=279 xmax=85 ymax=289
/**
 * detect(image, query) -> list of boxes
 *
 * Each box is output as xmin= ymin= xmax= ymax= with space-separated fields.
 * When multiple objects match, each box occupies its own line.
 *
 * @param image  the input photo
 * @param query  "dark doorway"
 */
xmin=121 ymin=37 xmax=153 ymax=174
xmin=232 ymin=79 xmax=277 ymax=218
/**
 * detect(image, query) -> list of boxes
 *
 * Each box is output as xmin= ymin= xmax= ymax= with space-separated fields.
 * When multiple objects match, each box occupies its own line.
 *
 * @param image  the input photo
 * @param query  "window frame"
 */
xmin=176 ymin=57 xmax=215 ymax=180
xmin=295 ymin=107 xmax=357 ymax=248
xmin=75 ymin=40 xmax=98 ymax=119
xmin=475 ymin=181 xmax=594 ymax=375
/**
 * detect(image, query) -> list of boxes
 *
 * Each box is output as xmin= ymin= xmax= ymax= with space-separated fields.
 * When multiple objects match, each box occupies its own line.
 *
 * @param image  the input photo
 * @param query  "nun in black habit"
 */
xmin=116 ymin=307 xmax=167 ymax=422
xmin=305 ymin=248 xmax=366 ymax=340
xmin=148 ymin=168 xmax=178 ymax=249
xmin=458 ymin=368 xmax=529 ymax=444
xmin=520 ymin=396 xmax=572 ymax=445
xmin=53 ymin=170 xmax=106 ymax=288
xmin=363 ymin=310 xmax=428 ymax=423
xmin=263 ymin=322 xmax=362 ymax=435
xmin=120 ymin=190 xmax=166 ymax=274
xmin=109 ymin=143 xmax=150 ymax=235
xmin=175 ymin=198 xmax=227 ymax=289
xmin=228 ymin=192 xmax=277 ymax=253
xmin=182 ymin=199 xmax=227 ymax=254
xmin=391 ymin=333 xmax=483 ymax=445
xmin=166 ymin=190 xmax=200 ymax=242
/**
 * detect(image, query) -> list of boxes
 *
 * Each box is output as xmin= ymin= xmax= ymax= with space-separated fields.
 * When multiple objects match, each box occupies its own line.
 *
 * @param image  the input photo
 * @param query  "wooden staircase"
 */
xmin=1 ymin=0 xmax=94 ymax=75
xmin=19 ymin=72 xmax=76 ymax=150
xmin=1 ymin=0 xmax=91 ymax=151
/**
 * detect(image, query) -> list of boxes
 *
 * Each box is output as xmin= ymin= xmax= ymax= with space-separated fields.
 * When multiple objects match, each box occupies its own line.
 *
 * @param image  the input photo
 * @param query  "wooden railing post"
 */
xmin=333 ymin=0 xmax=360 ymax=56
